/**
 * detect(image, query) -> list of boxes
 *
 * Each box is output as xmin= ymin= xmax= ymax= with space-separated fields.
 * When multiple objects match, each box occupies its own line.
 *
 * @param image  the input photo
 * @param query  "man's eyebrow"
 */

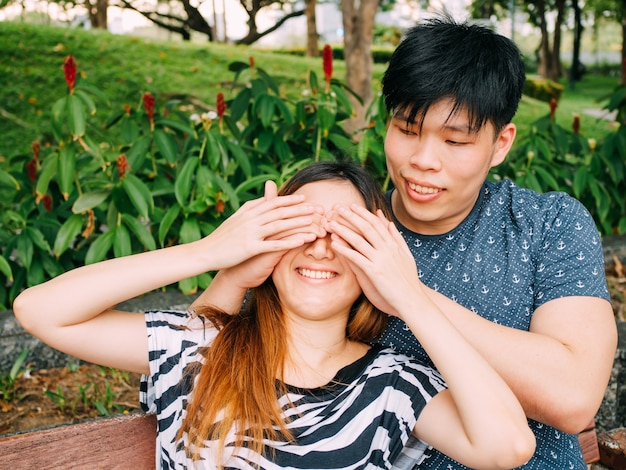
xmin=441 ymin=123 xmax=472 ymax=134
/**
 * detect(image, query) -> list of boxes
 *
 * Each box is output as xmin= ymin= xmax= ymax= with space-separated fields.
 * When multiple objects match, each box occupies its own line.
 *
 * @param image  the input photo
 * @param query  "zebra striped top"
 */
xmin=140 ymin=309 xmax=446 ymax=469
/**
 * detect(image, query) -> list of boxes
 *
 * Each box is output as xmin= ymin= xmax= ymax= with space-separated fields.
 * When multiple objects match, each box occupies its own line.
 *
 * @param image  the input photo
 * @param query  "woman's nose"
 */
xmin=304 ymin=234 xmax=335 ymax=260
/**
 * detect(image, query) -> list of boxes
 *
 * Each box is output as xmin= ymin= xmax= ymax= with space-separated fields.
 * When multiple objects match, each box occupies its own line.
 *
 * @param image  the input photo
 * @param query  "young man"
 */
xmin=195 ymin=16 xmax=616 ymax=470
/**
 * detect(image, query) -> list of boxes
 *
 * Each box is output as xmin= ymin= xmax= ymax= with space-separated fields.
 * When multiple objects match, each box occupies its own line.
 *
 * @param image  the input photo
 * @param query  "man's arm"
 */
xmin=425 ymin=290 xmax=616 ymax=434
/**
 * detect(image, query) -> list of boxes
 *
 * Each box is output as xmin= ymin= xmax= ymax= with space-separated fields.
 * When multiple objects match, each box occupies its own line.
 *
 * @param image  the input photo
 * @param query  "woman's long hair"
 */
xmin=179 ymin=162 xmax=390 ymax=466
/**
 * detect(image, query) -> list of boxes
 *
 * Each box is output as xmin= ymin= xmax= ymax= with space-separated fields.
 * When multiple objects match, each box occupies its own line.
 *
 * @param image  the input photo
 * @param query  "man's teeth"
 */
xmin=298 ymin=269 xmax=336 ymax=279
xmin=408 ymin=182 xmax=441 ymax=194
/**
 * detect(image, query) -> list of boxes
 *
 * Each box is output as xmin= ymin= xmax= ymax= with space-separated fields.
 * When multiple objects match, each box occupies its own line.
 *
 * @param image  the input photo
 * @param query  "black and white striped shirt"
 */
xmin=140 ymin=310 xmax=446 ymax=469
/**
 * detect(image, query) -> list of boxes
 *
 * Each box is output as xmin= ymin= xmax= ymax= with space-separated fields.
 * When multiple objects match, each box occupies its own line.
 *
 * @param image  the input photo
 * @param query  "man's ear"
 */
xmin=491 ymin=123 xmax=516 ymax=168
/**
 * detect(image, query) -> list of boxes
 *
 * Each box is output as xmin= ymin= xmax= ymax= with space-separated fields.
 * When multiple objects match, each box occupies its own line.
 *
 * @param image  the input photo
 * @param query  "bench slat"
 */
xmin=0 ymin=413 xmax=156 ymax=469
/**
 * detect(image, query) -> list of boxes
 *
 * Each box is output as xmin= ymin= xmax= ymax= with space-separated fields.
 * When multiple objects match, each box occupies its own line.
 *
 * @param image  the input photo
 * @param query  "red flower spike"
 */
xmin=31 ymin=141 xmax=40 ymax=161
xmin=549 ymin=98 xmax=558 ymax=120
xmin=116 ymin=154 xmax=130 ymax=179
xmin=63 ymin=55 xmax=77 ymax=94
xmin=572 ymin=114 xmax=580 ymax=134
xmin=249 ymin=56 xmax=255 ymax=69
xmin=216 ymin=92 xmax=226 ymax=119
xmin=215 ymin=196 xmax=225 ymax=214
xmin=26 ymin=158 xmax=37 ymax=183
xmin=82 ymin=209 xmax=95 ymax=238
xmin=42 ymin=194 xmax=53 ymax=212
xmin=142 ymin=92 xmax=155 ymax=129
xmin=123 ymin=103 xmax=132 ymax=115
xmin=322 ymin=44 xmax=333 ymax=86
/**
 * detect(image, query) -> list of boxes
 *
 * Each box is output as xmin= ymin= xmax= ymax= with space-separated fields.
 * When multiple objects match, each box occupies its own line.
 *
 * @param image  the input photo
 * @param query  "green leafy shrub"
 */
xmin=0 ymin=47 xmax=374 ymax=309
xmin=1 ymin=47 xmax=624 ymax=311
xmin=523 ymin=77 xmax=565 ymax=102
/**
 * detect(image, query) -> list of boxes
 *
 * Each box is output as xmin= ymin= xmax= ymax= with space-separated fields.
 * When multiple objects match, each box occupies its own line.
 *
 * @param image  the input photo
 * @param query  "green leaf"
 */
xmin=533 ymin=165 xmax=560 ymax=191
xmin=230 ymin=87 xmax=252 ymax=122
xmin=572 ymin=166 xmax=588 ymax=198
xmin=121 ymin=213 xmax=156 ymax=251
xmin=26 ymin=227 xmax=52 ymax=253
xmin=113 ymin=224 xmax=132 ymax=258
xmin=85 ymin=230 xmax=115 ymax=264
xmin=58 ymin=145 xmax=76 ymax=200
xmin=73 ymin=191 xmax=110 ymax=213
xmin=255 ymin=93 xmax=275 ymax=128
xmin=121 ymin=173 xmax=153 ymax=219
xmin=330 ymin=84 xmax=354 ymax=115
xmin=16 ymin=233 xmax=34 ymax=270
xmin=155 ymin=118 xmax=196 ymax=136
xmin=224 ymin=140 xmax=252 ymax=178
xmin=26 ymin=259 xmax=44 ymax=286
xmin=125 ymin=136 xmax=152 ymax=172
xmin=51 ymin=96 xmax=68 ymax=141
xmin=153 ymin=129 xmax=179 ymax=165
xmin=74 ymin=89 xmax=97 ymax=116
xmin=212 ymin=173 xmax=239 ymax=211
xmin=53 ymin=214 xmax=83 ymax=258
xmin=68 ymin=94 xmax=86 ymax=138
xmin=607 ymin=86 xmax=626 ymax=111
xmin=35 ymin=153 xmax=58 ymax=200
xmin=178 ymin=276 xmax=198 ymax=295
xmin=158 ymin=203 xmax=181 ymax=247
xmin=174 ymin=157 xmax=199 ymax=207
xmin=257 ymin=67 xmax=279 ymax=95
xmin=75 ymin=82 xmax=110 ymax=106
xmin=234 ymin=174 xmax=274 ymax=196
xmin=0 ymin=170 xmax=20 ymax=190
xmin=0 ymin=256 xmax=13 ymax=282
xmin=180 ymin=217 xmax=201 ymax=244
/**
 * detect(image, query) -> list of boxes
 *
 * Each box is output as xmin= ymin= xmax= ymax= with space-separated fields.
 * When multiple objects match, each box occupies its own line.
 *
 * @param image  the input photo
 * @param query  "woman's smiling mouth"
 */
xmin=297 ymin=268 xmax=338 ymax=280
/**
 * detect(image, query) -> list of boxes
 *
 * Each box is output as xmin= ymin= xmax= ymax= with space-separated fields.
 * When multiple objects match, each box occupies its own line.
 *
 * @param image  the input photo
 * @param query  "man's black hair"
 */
xmin=382 ymin=14 xmax=526 ymax=136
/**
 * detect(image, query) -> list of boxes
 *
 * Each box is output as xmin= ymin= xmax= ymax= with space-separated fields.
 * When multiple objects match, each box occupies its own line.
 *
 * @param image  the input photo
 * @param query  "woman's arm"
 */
xmin=13 ymin=190 xmax=319 ymax=375
xmin=328 ymin=205 xmax=535 ymax=469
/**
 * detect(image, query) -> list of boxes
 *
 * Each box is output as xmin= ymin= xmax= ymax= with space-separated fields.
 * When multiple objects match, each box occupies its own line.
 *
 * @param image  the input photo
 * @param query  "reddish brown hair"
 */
xmin=180 ymin=162 xmax=389 ymax=466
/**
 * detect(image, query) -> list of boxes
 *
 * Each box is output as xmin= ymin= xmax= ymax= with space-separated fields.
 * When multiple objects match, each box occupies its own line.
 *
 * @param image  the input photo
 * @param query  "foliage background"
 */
xmin=1 ymin=22 xmax=625 ymax=311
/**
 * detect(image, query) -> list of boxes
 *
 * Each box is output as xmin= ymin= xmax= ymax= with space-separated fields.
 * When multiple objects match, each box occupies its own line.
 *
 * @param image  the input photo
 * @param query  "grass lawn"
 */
xmin=0 ymin=21 xmax=620 ymax=162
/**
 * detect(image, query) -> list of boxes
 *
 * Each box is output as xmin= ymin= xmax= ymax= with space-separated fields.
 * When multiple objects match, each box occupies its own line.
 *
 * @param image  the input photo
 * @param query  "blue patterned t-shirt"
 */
xmin=378 ymin=179 xmax=611 ymax=470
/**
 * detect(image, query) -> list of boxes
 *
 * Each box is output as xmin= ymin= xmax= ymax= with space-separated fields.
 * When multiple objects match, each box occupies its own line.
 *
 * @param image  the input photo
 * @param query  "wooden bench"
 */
xmin=0 ymin=413 xmax=156 ymax=469
xmin=0 ymin=413 xmax=600 ymax=468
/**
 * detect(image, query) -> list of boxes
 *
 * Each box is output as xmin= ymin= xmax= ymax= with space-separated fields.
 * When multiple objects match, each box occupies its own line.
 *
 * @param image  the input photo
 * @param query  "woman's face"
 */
xmin=271 ymin=180 xmax=365 ymax=324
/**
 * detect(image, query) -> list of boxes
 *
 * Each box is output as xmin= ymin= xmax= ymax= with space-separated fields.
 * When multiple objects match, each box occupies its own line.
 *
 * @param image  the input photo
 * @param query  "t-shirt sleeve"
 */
xmin=533 ymin=193 xmax=610 ymax=306
xmin=139 ymin=310 xmax=216 ymax=414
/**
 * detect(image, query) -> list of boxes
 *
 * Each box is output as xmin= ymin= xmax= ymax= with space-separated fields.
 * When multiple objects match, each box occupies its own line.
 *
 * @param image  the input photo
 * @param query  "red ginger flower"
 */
xmin=117 ymin=154 xmax=130 ymax=179
xmin=572 ymin=114 xmax=580 ymax=134
xmin=549 ymin=98 xmax=558 ymax=120
xmin=322 ymin=44 xmax=333 ymax=87
xmin=26 ymin=158 xmax=37 ymax=183
xmin=142 ymin=92 xmax=155 ymax=129
xmin=63 ymin=55 xmax=77 ymax=94
xmin=41 ymin=194 xmax=53 ymax=212
xmin=216 ymin=92 xmax=226 ymax=119
xmin=31 ymin=141 xmax=40 ymax=160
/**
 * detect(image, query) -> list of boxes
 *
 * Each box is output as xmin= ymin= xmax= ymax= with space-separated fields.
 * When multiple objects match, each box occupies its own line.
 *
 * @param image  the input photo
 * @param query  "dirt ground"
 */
xmin=1 ymin=264 xmax=624 ymax=438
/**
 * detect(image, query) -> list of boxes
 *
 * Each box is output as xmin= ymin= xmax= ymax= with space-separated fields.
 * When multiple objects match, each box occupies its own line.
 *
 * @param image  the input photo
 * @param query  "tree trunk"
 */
xmin=340 ymin=0 xmax=379 ymax=132
xmin=622 ymin=0 xmax=626 ymax=85
xmin=536 ymin=0 xmax=551 ymax=78
xmin=87 ymin=0 xmax=108 ymax=29
xmin=548 ymin=0 xmax=566 ymax=81
xmin=305 ymin=0 xmax=318 ymax=57
xmin=569 ymin=0 xmax=583 ymax=89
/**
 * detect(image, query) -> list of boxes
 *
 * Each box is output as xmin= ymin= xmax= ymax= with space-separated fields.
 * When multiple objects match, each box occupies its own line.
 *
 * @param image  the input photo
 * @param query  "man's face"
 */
xmin=384 ymin=99 xmax=515 ymax=235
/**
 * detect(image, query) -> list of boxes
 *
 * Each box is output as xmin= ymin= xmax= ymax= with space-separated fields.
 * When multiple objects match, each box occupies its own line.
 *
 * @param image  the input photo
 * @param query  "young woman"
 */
xmin=13 ymin=162 xmax=535 ymax=469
